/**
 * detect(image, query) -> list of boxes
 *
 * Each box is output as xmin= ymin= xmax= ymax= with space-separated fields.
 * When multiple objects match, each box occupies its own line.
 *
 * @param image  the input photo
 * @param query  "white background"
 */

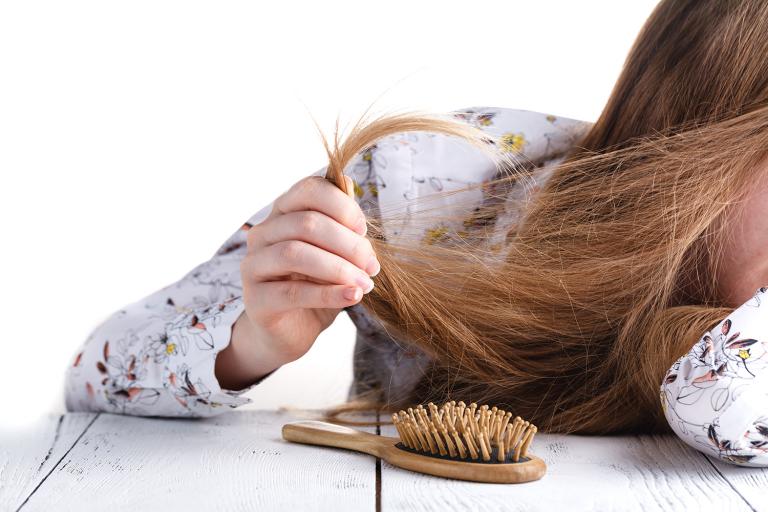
xmin=0 ymin=0 xmax=659 ymax=428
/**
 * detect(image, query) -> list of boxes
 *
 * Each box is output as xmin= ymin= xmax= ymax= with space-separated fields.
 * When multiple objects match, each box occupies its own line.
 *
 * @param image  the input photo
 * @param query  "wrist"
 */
xmin=215 ymin=312 xmax=283 ymax=390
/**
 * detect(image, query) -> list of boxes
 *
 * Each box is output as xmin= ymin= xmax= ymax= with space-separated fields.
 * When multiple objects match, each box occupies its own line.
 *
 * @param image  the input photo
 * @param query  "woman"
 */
xmin=65 ymin=0 xmax=768 ymax=467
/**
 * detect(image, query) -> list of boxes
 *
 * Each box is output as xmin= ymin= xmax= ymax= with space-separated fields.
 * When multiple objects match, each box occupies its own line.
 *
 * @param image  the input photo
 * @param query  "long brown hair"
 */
xmin=318 ymin=0 xmax=768 ymax=435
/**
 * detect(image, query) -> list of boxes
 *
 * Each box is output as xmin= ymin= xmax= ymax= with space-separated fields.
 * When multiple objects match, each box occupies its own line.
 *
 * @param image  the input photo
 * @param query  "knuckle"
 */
xmin=245 ymin=223 xmax=262 ymax=249
xmin=240 ymin=254 xmax=262 ymax=285
xmin=239 ymin=258 xmax=250 ymax=285
xmin=278 ymin=240 xmax=303 ymax=263
xmin=297 ymin=211 xmax=320 ymax=236
xmin=283 ymin=281 xmax=301 ymax=305
xmin=272 ymin=191 xmax=289 ymax=213
xmin=296 ymin=175 xmax=321 ymax=197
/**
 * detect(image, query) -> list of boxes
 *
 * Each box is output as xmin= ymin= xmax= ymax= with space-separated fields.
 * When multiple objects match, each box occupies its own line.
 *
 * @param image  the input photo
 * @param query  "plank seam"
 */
xmin=36 ymin=415 xmax=64 ymax=472
xmin=15 ymin=413 xmax=101 ymax=512
xmin=701 ymin=452 xmax=757 ymax=512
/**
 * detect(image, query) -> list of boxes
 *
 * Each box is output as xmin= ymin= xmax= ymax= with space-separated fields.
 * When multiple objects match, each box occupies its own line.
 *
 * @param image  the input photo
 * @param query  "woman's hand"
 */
xmin=215 ymin=175 xmax=380 ymax=389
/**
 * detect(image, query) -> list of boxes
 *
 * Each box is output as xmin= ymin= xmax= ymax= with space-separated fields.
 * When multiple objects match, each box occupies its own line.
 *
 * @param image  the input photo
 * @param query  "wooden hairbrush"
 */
xmin=282 ymin=400 xmax=546 ymax=484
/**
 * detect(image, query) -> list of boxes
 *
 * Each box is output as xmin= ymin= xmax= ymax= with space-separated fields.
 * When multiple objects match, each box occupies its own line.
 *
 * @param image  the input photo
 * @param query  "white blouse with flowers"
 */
xmin=64 ymin=105 xmax=768 ymax=468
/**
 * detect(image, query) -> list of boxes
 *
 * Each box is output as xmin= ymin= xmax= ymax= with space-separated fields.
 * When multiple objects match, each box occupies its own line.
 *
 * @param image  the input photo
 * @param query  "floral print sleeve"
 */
xmin=64 ymin=163 xmax=342 ymax=417
xmin=661 ymin=286 xmax=768 ymax=466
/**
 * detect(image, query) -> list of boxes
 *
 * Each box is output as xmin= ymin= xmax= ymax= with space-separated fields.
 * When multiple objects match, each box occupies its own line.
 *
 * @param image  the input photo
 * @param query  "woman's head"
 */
xmin=323 ymin=0 xmax=768 ymax=435
xmin=573 ymin=0 xmax=768 ymax=310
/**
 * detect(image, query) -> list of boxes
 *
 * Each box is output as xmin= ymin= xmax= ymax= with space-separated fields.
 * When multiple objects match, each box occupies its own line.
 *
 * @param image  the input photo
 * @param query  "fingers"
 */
xmin=250 ymin=280 xmax=364 ymax=314
xmin=268 ymin=175 xmax=367 ymax=236
xmin=244 ymin=240 xmax=375 ymax=292
xmin=246 ymin=210 xmax=379 ymax=276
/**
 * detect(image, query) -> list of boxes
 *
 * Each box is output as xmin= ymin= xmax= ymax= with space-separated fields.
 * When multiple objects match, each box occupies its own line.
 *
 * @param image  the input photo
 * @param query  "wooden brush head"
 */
xmin=392 ymin=400 xmax=537 ymax=464
xmin=282 ymin=400 xmax=546 ymax=483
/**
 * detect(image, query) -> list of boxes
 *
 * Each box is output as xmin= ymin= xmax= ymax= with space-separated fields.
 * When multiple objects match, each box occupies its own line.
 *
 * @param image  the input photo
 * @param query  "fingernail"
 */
xmin=343 ymin=286 xmax=362 ymax=301
xmin=345 ymin=176 xmax=355 ymax=196
xmin=355 ymin=274 xmax=374 ymax=293
xmin=365 ymin=256 xmax=380 ymax=276
xmin=356 ymin=216 xmax=367 ymax=236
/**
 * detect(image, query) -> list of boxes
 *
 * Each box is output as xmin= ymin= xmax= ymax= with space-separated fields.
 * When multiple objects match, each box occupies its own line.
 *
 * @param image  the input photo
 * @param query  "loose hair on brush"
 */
xmin=316 ymin=0 xmax=768 ymax=435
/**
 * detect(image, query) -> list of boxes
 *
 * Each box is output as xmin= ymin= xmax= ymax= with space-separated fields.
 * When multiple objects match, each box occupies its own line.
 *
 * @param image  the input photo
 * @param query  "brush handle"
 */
xmin=282 ymin=420 xmax=386 ymax=458
xmin=283 ymin=419 xmax=548 ymax=484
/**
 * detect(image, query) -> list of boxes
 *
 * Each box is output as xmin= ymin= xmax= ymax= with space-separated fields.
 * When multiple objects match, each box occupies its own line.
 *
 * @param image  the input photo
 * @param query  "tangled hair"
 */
xmin=319 ymin=0 xmax=768 ymax=435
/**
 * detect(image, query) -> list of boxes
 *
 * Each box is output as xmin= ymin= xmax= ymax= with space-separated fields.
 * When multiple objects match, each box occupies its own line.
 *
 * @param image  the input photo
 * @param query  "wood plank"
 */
xmin=0 ymin=413 xmax=97 ymax=512
xmin=19 ymin=410 xmax=376 ymax=512
xmin=379 ymin=424 xmax=752 ymax=511
xmin=706 ymin=455 xmax=768 ymax=511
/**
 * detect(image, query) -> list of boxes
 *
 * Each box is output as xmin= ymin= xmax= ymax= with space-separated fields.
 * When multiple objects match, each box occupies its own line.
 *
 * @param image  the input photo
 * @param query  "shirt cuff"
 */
xmin=162 ymin=295 xmax=261 ymax=415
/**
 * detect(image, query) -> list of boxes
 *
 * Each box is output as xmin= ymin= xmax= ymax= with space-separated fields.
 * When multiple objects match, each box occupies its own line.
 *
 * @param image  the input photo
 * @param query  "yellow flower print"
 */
xmin=546 ymin=114 xmax=557 ymax=123
xmin=352 ymin=179 xmax=364 ymax=198
xmin=362 ymin=150 xmax=372 ymax=162
xmin=166 ymin=343 xmax=177 ymax=356
xmin=477 ymin=113 xmax=494 ymax=126
xmin=367 ymin=182 xmax=378 ymax=197
xmin=500 ymin=132 xmax=526 ymax=153
xmin=724 ymin=336 xmax=758 ymax=377
xmin=423 ymin=225 xmax=449 ymax=245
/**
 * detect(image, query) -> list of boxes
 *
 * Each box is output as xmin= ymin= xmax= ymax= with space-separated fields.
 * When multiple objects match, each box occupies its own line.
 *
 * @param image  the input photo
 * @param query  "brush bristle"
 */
xmin=391 ymin=401 xmax=538 ymax=463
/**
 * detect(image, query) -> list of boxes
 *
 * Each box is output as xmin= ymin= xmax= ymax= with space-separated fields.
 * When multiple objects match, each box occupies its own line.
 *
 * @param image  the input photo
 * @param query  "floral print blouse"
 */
xmin=64 ymin=105 xmax=768 ymax=468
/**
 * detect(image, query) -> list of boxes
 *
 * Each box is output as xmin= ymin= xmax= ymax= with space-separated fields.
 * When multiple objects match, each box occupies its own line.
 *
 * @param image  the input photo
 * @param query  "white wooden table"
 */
xmin=2 ymin=410 xmax=767 ymax=511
